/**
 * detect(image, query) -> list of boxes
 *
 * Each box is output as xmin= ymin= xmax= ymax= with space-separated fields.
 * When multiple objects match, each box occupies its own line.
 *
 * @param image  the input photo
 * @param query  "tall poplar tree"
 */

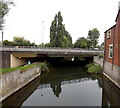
xmin=49 ymin=11 xmax=72 ymax=48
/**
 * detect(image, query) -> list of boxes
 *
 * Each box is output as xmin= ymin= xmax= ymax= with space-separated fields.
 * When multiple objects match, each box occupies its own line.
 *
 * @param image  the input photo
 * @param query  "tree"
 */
xmin=87 ymin=28 xmax=100 ymax=48
xmin=0 ymin=0 xmax=14 ymax=30
xmin=101 ymin=42 xmax=104 ymax=47
xmin=13 ymin=36 xmax=32 ymax=46
xmin=0 ymin=41 xmax=2 ymax=46
xmin=49 ymin=11 xmax=72 ymax=48
xmin=74 ymin=37 xmax=88 ymax=48
xmin=3 ymin=37 xmax=36 ymax=46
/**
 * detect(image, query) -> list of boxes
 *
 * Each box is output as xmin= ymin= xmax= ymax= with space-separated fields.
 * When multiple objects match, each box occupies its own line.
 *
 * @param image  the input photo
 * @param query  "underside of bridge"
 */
xmin=1 ymin=52 xmax=94 ymax=68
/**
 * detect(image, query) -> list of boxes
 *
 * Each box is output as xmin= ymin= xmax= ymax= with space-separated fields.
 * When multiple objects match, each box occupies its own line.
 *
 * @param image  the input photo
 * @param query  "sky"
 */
xmin=1 ymin=0 xmax=120 ymax=45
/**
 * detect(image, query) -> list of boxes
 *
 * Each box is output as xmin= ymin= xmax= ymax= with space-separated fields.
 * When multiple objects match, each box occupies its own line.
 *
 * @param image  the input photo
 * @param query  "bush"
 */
xmin=86 ymin=63 xmax=102 ymax=74
xmin=98 ymin=54 xmax=104 ymax=59
xmin=38 ymin=63 xmax=49 ymax=72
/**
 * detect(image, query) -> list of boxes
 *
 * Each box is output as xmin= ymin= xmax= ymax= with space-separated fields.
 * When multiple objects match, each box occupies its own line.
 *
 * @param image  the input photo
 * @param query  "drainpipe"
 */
xmin=112 ymin=27 xmax=115 ymax=70
xmin=103 ymin=33 xmax=106 ymax=72
xmin=2 ymin=31 xmax=3 ymax=46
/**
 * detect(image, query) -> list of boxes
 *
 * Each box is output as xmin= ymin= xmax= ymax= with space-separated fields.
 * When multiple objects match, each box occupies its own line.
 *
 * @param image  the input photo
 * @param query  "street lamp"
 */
xmin=1 ymin=31 xmax=3 ymax=46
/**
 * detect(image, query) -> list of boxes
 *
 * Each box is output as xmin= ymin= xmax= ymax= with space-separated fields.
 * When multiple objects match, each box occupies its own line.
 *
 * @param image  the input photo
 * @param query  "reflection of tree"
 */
xmin=50 ymin=82 xmax=62 ymax=98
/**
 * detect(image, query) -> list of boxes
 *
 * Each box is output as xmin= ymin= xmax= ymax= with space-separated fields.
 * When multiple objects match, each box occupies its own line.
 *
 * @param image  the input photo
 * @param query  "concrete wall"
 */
xmin=94 ymin=56 xmax=103 ymax=67
xmin=104 ymin=61 xmax=120 ymax=88
xmin=102 ymin=76 xmax=120 ymax=106
xmin=10 ymin=54 xmax=27 ymax=68
xmin=0 ymin=51 xmax=2 ymax=68
xmin=0 ymin=52 xmax=10 ymax=68
xmin=0 ymin=66 xmax=41 ymax=102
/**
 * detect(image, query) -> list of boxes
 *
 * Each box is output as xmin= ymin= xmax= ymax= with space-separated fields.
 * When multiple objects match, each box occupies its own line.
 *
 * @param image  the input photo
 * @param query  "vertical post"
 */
xmin=34 ymin=40 xmax=35 ymax=47
xmin=41 ymin=21 xmax=44 ymax=47
xmin=2 ymin=31 xmax=3 ymax=46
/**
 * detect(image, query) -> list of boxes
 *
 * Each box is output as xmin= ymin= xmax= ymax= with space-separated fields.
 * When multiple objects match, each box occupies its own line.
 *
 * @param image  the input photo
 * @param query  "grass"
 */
xmin=0 ymin=62 xmax=49 ymax=74
xmin=98 ymin=54 xmax=104 ymax=59
xmin=86 ymin=63 xmax=102 ymax=74
xmin=38 ymin=62 xmax=49 ymax=72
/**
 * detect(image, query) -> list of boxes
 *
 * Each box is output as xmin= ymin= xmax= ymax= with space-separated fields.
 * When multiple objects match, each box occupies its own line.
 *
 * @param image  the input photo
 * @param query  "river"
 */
xmin=2 ymin=65 xmax=120 ymax=107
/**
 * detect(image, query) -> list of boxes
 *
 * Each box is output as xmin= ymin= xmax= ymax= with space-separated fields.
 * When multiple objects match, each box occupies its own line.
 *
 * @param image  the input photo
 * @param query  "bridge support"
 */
xmin=0 ymin=52 xmax=10 ymax=68
xmin=0 ymin=52 xmax=27 ymax=68
xmin=10 ymin=54 xmax=27 ymax=68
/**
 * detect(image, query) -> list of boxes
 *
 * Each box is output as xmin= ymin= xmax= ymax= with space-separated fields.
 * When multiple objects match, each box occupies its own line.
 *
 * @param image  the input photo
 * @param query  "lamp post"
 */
xmin=41 ymin=21 xmax=44 ymax=47
xmin=34 ymin=40 xmax=35 ymax=47
xmin=2 ymin=31 xmax=3 ymax=46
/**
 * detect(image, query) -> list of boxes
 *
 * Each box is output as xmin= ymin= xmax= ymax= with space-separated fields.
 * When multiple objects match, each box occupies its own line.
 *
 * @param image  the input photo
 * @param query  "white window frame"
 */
xmin=107 ymin=29 xmax=111 ymax=39
xmin=109 ymin=44 xmax=113 ymax=59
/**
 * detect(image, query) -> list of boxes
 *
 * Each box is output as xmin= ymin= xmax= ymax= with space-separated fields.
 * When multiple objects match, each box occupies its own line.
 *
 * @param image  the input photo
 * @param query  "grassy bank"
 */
xmin=0 ymin=62 xmax=49 ymax=74
xmin=37 ymin=62 xmax=49 ymax=72
xmin=86 ymin=63 xmax=102 ymax=74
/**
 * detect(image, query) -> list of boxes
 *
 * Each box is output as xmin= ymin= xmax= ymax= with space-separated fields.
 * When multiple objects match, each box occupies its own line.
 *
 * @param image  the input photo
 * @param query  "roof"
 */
xmin=104 ymin=24 xmax=116 ymax=33
xmin=115 ymin=9 xmax=120 ymax=22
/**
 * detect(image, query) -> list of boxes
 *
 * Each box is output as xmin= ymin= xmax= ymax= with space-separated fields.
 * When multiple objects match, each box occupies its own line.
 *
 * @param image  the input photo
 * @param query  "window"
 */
xmin=107 ymin=29 xmax=111 ymax=39
xmin=109 ymin=44 xmax=113 ymax=58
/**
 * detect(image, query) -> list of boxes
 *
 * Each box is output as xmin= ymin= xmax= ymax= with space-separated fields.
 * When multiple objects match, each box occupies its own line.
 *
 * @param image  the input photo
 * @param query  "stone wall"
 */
xmin=94 ymin=56 xmax=103 ymax=67
xmin=102 ymin=76 xmax=120 ymax=106
xmin=0 ymin=66 xmax=41 ymax=102
xmin=104 ymin=61 xmax=120 ymax=88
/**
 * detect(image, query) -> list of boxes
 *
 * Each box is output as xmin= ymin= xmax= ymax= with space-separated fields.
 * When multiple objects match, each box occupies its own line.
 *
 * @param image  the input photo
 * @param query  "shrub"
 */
xmin=86 ymin=63 xmax=102 ymax=74
xmin=98 ymin=54 xmax=104 ymax=59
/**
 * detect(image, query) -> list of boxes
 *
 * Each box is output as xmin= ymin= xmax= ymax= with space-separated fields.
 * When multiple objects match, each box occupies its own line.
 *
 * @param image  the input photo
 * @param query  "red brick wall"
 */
xmin=104 ymin=11 xmax=120 ymax=66
xmin=104 ymin=27 xmax=114 ymax=64
xmin=114 ymin=14 xmax=119 ymax=66
xmin=117 ymin=12 xmax=120 ymax=66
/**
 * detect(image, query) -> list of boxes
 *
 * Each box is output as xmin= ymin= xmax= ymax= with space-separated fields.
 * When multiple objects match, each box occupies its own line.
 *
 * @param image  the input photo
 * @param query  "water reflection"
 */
xmin=2 ymin=66 xmax=120 ymax=107
xmin=102 ymin=76 xmax=120 ymax=107
xmin=50 ymin=82 xmax=61 ymax=98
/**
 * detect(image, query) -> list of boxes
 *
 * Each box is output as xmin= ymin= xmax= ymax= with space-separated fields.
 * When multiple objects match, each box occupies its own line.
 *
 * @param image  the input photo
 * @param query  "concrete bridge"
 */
xmin=0 ymin=46 xmax=103 ymax=68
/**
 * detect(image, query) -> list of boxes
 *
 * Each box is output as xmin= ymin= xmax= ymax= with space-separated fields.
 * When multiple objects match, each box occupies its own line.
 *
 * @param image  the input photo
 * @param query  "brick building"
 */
xmin=104 ymin=2 xmax=120 ymax=88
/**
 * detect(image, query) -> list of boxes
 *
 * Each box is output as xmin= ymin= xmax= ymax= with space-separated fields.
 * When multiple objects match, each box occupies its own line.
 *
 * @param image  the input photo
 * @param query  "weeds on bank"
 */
xmin=0 ymin=62 xmax=49 ymax=74
xmin=86 ymin=63 xmax=102 ymax=74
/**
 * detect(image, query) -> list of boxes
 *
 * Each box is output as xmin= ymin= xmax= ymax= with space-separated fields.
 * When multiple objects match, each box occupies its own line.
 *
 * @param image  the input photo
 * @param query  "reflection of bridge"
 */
xmin=37 ymin=78 xmax=90 ymax=89
xmin=0 ymin=46 xmax=103 ymax=68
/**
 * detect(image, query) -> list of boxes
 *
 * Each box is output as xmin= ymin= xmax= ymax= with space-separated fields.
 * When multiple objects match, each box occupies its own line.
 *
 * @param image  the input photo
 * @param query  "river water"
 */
xmin=2 ymin=65 xmax=120 ymax=107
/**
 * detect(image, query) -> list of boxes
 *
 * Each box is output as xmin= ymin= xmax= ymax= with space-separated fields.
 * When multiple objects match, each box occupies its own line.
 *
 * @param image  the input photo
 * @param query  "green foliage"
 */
xmin=74 ymin=37 xmax=88 ymax=48
xmin=101 ymin=42 xmax=104 ymax=47
xmin=37 ymin=62 xmax=49 ymax=72
xmin=3 ymin=36 xmax=36 ymax=46
xmin=0 ymin=0 xmax=14 ymax=30
xmin=3 ymin=40 xmax=14 ymax=46
xmin=87 ymin=28 xmax=100 ymax=48
xmin=49 ymin=11 xmax=72 ymax=48
xmin=0 ymin=41 xmax=2 ymax=46
xmin=98 ymin=54 xmax=104 ymax=59
xmin=86 ymin=63 xmax=102 ymax=74
xmin=0 ymin=63 xmax=38 ymax=74
xmin=0 ymin=62 xmax=49 ymax=74
xmin=78 ymin=57 xmax=86 ymax=61
xmin=13 ymin=36 xmax=31 ymax=46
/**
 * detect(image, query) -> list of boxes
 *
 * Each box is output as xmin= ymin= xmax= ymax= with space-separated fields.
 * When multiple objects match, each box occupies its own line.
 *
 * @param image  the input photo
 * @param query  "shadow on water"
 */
xmin=1 ymin=60 xmax=120 ymax=107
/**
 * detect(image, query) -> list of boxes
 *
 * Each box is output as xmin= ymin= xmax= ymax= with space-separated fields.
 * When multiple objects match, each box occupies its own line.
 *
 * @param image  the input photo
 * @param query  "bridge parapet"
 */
xmin=0 ymin=46 xmax=103 ymax=53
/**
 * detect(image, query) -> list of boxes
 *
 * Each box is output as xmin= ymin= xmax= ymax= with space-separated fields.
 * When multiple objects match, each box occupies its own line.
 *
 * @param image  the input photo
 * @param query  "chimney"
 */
xmin=118 ymin=1 xmax=120 ymax=10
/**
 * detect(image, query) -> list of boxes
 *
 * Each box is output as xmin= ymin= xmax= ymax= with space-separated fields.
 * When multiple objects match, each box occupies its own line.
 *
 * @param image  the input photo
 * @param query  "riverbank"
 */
xmin=0 ymin=62 xmax=48 ymax=102
xmin=86 ymin=63 xmax=102 ymax=74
